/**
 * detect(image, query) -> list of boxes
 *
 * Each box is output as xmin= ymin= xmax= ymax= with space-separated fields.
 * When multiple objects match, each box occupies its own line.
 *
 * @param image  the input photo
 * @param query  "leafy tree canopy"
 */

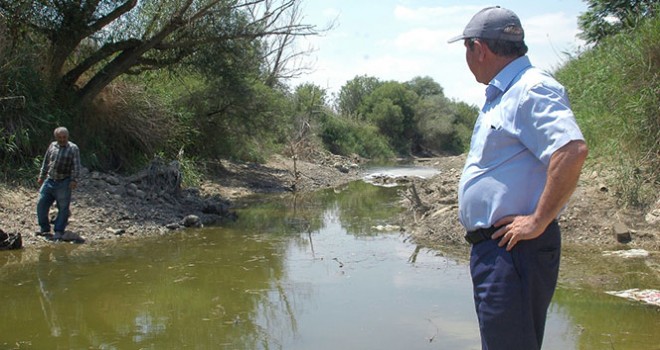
xmin=0 ymin=0 xmax=321 ymax=107
xmin=578 ymin=0 xmax=658 ymax=45
xmin=336 ymin=75 xmax=382 ymax=119
xmin=406 ymin=76 xmax=444 ymax=98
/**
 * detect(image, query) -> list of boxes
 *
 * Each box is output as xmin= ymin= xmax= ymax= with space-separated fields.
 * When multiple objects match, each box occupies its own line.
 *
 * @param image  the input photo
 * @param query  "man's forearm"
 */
xmin=39 ymin=149 xmax=50 ymax=180
xmin=532 ymin=140 xmax=588 ymax=227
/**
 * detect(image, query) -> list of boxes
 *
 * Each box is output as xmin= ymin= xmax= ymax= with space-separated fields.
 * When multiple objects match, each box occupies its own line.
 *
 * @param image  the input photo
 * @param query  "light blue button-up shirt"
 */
xmin=458 ymin=56 xmax=584 ymax=231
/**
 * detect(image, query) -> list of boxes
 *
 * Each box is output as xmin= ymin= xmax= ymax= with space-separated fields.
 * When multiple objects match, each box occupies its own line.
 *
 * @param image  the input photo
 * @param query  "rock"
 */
xmin=647 ymin=210 xmax=660 ymax=225
xmin=166 ymin=223 xmax=181 ymax=230
xmin=0 ymin=229 xmax=22 ymax=250
xmin=202 ymin=202 xmax=229 ymax=215
xmin=106 ymin=228 xmax=126 ymax=235
xmin=613 ymin=222 xmax=631 ymax=243
xmin=181 ymin=214 xmax=202 ymax=228
xmin=645 ymin=199 xmax=660 ymax=225
xmin=125 ymin=186 xmax=136 ymax=197
xmin=60 ymin=231 xmax=85 ymax=244
xmin=603 ymin=249 xmax=649 ymax=258
xmin=105 ymin=175 xmax=121 ymax=186
xmin=107 ymin=186 xmax=123 ymax=195
xmin=372 ymin=224 xmax=401 ymax=232
xmin=334 ymin=163 xmax=350 ymax=173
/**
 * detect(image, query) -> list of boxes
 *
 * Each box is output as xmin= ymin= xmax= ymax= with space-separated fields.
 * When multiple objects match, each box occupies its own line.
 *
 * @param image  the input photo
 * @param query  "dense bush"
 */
xmin=415 ymin=96 xmax=477 ymax=155
xmin=320 ymin=116 xmax=394 ymax=160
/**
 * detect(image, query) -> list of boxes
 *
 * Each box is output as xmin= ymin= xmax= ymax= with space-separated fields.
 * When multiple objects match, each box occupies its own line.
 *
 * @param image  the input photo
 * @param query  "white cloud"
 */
xmin=525 ymin=12 xmax=579 ymax=45
xmin=358 ymin=55 xmax=433 ymax=80
xmin=289 ymin=1 xmax=587 ymax=107
xmin=394 ymin=5 xmax=481 ymax=23
xmin=393 ymin=28 xmax=447 ymax=53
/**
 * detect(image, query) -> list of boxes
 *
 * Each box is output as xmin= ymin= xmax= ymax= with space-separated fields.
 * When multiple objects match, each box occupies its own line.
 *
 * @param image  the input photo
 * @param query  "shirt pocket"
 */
xmin=477 ymin=123 xmax=516 ymax=167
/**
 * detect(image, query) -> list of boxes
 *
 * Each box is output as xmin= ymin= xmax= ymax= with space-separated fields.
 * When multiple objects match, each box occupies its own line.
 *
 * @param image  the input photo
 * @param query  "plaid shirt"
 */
xmin=39 ymin=141 xmax=81 ymax=182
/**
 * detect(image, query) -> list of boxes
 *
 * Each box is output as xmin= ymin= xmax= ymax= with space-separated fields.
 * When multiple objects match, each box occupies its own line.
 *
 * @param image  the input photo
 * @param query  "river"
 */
xmin=0 ymin=170 xmax=658 ymax=349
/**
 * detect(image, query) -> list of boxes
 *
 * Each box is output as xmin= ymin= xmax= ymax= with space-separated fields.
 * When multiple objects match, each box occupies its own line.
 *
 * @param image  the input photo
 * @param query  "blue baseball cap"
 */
xmin=448 ymin=6 xmax=524 ymax=43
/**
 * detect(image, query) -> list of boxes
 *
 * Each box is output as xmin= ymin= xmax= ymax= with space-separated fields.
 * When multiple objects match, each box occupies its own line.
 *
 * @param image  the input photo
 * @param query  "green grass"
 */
xmin=555 ymin=14 xmax=659 ymax=208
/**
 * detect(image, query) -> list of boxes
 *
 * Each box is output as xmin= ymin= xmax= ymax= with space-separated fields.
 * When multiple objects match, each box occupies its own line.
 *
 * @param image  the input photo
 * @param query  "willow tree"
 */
xmin=0 ymin=0 xmax=320 ymax=106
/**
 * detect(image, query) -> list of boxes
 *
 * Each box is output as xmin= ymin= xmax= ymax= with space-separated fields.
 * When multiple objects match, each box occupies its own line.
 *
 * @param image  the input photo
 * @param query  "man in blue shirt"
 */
xmin=448 ymin=7 xmax=588 ymax=350
xmin=37 ymin=126 xmax=81 ymax=240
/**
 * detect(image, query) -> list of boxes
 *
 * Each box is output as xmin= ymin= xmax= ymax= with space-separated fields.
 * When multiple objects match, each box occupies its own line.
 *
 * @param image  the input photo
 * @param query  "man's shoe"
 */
xmin=52 ymin=231 xmax=64 ymax=241
xmin=36 ymin=231 xmax=54 ymax=240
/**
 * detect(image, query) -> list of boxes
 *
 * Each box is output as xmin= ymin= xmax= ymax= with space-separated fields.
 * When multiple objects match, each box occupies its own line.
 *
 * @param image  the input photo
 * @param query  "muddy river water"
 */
xmin=1 ymin=170 xmax=658 ymax=349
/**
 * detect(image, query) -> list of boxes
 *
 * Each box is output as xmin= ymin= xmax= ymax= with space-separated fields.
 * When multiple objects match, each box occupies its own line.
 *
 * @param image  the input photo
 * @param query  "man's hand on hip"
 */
xmin=491 ymin=215 xmax=547 ymax=251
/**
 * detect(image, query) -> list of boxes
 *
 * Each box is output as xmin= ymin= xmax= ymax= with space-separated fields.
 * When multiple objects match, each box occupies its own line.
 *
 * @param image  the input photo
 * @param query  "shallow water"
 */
xmin=0 ymin=179 xmax=658 ymax=349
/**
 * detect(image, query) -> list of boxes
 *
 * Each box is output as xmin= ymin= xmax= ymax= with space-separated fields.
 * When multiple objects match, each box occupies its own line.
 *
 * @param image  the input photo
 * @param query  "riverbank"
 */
xmin=400 ymin=154 xmax=660 ymax=290
xmin=1 ymin=153 xmax=658 ymax=289
xmin=0 ymin=153 xmax=362 ymax=251
xmin=402 ymin=154 xmax=660 ymax=251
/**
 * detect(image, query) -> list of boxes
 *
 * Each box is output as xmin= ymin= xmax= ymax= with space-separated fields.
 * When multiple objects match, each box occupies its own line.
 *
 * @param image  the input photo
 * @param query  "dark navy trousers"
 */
xmin=469 ymin=221 xmax=560 ymax=350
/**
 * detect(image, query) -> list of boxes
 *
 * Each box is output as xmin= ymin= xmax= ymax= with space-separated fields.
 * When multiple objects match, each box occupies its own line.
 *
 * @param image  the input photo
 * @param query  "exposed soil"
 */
xmin=399 ymin=154 xmax=660 ymax=290
xmin=401 ymin=154 xmax=660 ymax=251
xmin=0 ymin=153 xmax=362 ymax=252
xmin=1 ymin=153 xmax=658 ymax=289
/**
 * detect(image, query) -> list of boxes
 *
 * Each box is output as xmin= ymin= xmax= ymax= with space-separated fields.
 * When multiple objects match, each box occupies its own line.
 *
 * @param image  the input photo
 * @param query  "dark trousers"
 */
xmin=469 ymin=221 xmax=560 ymax=350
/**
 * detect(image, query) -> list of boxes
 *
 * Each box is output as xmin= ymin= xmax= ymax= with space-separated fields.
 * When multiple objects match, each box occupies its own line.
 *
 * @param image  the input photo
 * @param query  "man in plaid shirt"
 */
xmin=36 ymin=126 xmax=81 ymax=240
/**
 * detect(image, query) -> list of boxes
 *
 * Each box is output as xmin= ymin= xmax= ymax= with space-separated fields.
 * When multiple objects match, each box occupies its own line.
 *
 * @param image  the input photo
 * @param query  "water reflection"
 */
xmin=235 ymin=181 xmax=403 ymax=237
xmin=0 ymin=180 xmax=658 ymax=349
xmin=553 ymin=287 xmax=660 ymax=349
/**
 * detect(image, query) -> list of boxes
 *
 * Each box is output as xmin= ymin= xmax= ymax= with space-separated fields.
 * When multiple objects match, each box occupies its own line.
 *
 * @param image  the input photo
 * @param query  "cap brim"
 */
xmin=447 ymin=34 xmax=466 ymax=43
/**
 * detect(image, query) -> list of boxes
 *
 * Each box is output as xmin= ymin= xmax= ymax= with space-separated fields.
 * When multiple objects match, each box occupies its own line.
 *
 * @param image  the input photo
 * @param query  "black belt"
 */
xmin=464 ymin=225 xmax=501 ymax=245
xmin=464 ymin=220 xmax=559 ymax=245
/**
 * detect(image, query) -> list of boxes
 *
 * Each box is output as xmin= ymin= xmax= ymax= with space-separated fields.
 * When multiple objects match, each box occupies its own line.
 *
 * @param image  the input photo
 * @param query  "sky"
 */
xmin=288 ymin=0 xmax=589 ymax=107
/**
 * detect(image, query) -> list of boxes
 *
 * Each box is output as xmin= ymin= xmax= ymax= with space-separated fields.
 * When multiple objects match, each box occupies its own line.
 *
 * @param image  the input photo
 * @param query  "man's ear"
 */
xmin=474 ymin=40 xmax=489 ymax=62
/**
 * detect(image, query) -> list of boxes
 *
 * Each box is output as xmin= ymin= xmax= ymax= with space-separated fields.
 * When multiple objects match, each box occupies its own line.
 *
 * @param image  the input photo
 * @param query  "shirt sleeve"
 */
xmin=516 ymin=83 xmax=585 ymax=165
xmin=39 ymin=143 xmax=53 ymax=180
xmin=72 ymin=144 xmax=81 ymax=182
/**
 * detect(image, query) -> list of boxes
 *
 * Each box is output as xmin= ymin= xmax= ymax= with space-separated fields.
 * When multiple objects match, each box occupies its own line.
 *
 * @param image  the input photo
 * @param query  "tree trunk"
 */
xmin=75 ymin=21 xmax=182 ymax=106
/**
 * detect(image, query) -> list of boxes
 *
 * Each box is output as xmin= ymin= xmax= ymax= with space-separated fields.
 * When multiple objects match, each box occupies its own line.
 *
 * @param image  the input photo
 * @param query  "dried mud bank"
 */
xmin=0 ymin=154 xmax=362 ymax=253
xmin=399 ymin=154 xmax=659 ymax=251
xmin=398 ymin=154 xmax=660 ymax=291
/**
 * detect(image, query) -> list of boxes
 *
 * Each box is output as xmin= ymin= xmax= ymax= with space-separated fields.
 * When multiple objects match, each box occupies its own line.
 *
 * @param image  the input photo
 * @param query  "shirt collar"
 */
xmin=485 ymin=55 xmax=532 ymax=101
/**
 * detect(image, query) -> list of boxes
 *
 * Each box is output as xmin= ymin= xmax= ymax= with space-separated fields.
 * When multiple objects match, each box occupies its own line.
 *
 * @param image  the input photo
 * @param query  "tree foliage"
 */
xmin=405 ymin=76 xmax=444 ymax=98
xmin=336 ymin=75 xmax=382 ymax=119
xmin=0 ymin=1 xmax=476 ymax=175
xmin=330 ymin=75 xmax=477 ymax=157
xmin=285 ymin=83 xmax=331 ymax=158
xmin=0 ymin=0 xmax=321 ymax=106
xmin=319 ymin=116 xmax=393 ymax=159
xmin=578 ymin=0 xmax=658 ymax=45
xmin=360 ymin=81 xmax=419 ymax=154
